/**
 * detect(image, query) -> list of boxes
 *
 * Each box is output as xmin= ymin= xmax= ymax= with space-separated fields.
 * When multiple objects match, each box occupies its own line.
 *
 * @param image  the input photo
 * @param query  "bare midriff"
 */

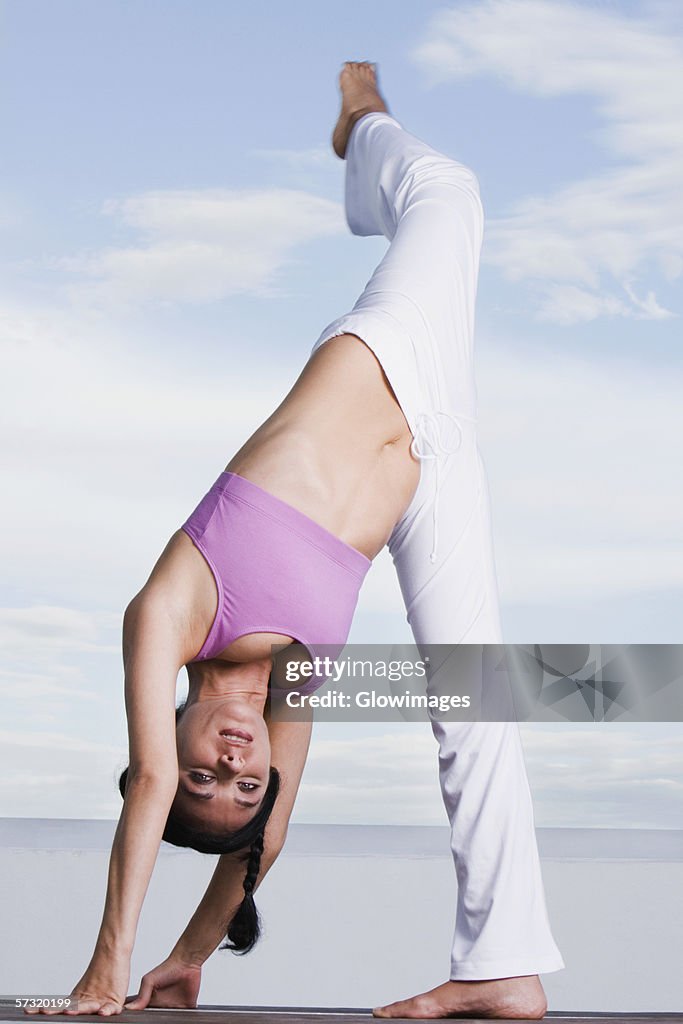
xmin=225 ymin=334 xmax=420 ymax=561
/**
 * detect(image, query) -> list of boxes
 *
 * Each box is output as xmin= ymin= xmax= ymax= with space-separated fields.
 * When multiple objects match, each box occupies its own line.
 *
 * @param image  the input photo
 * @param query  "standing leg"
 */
xmin=318 ymin=65 xmax=564 ymax=1019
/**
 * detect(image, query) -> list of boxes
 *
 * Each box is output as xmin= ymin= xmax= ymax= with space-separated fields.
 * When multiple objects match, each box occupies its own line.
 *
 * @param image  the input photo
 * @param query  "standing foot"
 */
xmin=332 ymin=61 xmax=390 ymax=159
xmin=373 ymin=976 xmax=548 ymax=1020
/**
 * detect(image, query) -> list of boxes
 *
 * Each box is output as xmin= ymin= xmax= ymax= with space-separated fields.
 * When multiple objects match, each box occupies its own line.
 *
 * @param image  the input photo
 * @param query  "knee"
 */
xmin=408 ymin=166 xmax=484 ymax=241
xmin=411 ymin=153 xmax=481 ymax=196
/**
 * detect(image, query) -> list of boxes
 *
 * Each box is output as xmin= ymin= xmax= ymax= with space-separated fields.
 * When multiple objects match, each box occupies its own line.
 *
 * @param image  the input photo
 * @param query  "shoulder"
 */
xmin=123 ymin=531 xmax=208 ymax=667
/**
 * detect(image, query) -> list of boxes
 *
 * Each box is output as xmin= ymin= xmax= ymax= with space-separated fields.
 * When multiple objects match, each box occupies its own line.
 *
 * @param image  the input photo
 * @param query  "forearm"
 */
xmin=170 ymin=843 xmax=281 ymax=966
xmin=93 ymin=772 xmax=178 ymax=958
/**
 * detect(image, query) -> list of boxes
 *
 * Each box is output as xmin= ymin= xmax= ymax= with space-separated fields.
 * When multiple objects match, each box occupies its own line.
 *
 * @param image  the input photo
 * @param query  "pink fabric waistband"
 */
xmin=196 ymin=472 xmax=371 ymax=577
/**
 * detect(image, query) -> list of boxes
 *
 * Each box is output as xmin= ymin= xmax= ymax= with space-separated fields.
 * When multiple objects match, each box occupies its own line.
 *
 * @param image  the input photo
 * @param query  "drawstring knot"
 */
xmin=410 ymin=410 xmax=467 ymax=564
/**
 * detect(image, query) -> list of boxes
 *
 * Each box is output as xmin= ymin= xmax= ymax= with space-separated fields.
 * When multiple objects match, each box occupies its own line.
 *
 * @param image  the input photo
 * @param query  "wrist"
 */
xmin=170 ymin=938 xmax=209 ymax=970
xmin=93 ymin=931 xmax=134 ymax=963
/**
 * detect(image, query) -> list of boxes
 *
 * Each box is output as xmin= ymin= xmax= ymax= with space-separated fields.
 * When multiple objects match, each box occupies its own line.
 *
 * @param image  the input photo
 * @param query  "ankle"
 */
xmin=348 ymin=105 xmax=388 ymax=134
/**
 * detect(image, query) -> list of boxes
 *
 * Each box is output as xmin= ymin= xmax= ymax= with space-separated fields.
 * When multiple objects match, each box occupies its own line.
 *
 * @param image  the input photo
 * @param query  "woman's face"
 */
xmin=173 ymin=698 xmax=271 ymax=831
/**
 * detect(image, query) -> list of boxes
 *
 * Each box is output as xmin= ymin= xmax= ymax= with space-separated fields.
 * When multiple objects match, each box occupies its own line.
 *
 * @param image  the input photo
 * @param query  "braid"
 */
xmin=220 ymin=832 xmax=265 ymax=954
xmin=242 ymin=832 xmax=264 ymax=897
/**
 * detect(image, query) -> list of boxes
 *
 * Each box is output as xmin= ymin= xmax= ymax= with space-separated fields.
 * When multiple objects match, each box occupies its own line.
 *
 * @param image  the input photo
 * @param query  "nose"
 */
xmin=220 ymin=752 xmax=245 ymax=771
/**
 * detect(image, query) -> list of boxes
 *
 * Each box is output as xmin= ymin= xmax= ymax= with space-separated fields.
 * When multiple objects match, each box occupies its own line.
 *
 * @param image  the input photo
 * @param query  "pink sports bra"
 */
xmin=180 ymin=472 xmax=372 ymax=693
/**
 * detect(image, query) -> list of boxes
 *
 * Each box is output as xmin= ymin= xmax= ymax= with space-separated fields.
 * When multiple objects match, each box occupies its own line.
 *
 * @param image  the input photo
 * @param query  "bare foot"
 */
xmin=373 ymin=975 xmax=548 ymax=1020
xmin=332 ymin=61 xmax=389 ymax=158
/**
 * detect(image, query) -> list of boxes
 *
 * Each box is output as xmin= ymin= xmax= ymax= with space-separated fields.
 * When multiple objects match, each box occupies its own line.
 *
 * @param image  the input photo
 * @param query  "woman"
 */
xmin=28 ymin=62 xmax=561 ymax=1020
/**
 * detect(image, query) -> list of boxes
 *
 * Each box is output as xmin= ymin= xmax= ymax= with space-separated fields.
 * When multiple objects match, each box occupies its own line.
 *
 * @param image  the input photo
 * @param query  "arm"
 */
xmin=59 ymin=772 xmax=177 ymax=1017
xmin=124 ymin=713 xmax=313 ymax=1010
xmin=27 ymin=590 xmax=188 ymax=1017
xmin=94 ymin=594 xmax=184 ymax=954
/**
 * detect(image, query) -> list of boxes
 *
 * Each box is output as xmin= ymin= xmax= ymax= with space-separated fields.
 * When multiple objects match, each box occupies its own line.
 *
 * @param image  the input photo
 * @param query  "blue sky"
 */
xmin=1 ymin=0 xmax=681 ymax=825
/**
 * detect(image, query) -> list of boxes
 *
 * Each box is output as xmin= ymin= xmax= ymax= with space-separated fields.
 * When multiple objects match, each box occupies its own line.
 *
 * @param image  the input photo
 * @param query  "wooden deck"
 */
xmin=3 ymin=1008 xmax=683 ymax=1023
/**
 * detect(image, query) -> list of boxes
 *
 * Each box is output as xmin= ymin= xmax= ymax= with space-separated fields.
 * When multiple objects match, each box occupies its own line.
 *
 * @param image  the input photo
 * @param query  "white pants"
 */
xmin=312 ymin=113 xmax=564 ymax=979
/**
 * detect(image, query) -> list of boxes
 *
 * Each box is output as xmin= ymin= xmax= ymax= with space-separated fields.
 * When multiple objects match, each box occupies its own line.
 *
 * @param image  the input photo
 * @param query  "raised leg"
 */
xmin=330 ymin=112 xmax=484 ymax=423
xmin=320 ymin=65 xmax=564 ymax=1019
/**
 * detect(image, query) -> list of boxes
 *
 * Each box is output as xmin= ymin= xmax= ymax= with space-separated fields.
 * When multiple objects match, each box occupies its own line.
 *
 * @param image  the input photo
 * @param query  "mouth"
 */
xmin=219 ymin=729 xmax=253 ymax=745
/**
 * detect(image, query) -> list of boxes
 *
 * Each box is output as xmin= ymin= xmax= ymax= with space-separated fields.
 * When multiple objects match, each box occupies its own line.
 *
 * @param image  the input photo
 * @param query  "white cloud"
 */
xmin=536 ymin=284 xmax=631 ymax=325
xmin=0 ymin=297 xmax=289 ymax=605
xmin=622 ymin=280 xmax=675 ymax=320
xmin=64 ymin=188 xmax=345 ymax=306
xmin=250 ymin=145 xmax=342 ymax=194
xmin=0 ymin=297 xmax=281 ymax=447
xmin=0 ymin=606 xmax=118 ymax=657
xmin=252 ymin=145 xmax=338 ymax=172
xmin=413 ymin=0 xmax=683 ymax=323
xmin=290 ymin=723 xmax=683 ymax=828
xmin=0 ymin=729 xmax=121 ymax=756
xmin=519 ymin=723 xmax=683 ymax=828
xmin=0 ymin=607 xmax=120 ymax=737
xmin=294 ymin=727 xmax=445 ymax=825
xmin=0 ymin=669 xmax=104 ymax=704
xmin=504 ymin=543 xmax=683 ymax=601
xmin=476 ymin=338 xmax=683 ymax=604
xmin=0 ymin=731 xmax=126 ymax=817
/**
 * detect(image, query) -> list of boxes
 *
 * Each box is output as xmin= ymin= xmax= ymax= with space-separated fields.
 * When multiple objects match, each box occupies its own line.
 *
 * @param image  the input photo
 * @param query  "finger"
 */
xmin=122 ymin=995 xmax=146 ymax=1010
xmin=124 ymin=976 xmax=154 ymax=1010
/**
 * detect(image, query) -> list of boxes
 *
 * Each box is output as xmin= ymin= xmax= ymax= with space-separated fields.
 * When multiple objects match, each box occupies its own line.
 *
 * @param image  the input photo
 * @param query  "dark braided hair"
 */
xmin=117 ymin=701 xmax=280 ymax=953
xmin=221 ymin=830 xmax=265 ymax=954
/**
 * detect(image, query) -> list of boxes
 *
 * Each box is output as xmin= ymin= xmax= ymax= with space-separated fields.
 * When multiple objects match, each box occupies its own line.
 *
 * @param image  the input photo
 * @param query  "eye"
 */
xmin=238 ymin=782 xmax=258 ymax=792
xmin=189 ymin=772 xmax=214 ymax=784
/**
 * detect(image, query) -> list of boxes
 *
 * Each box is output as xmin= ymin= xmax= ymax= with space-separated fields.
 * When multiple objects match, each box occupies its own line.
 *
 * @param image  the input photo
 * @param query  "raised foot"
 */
xmin=332 ymin=61 xmax=390 ymax=159
xmin=372 ymin=976 xmax=548 ymax=1020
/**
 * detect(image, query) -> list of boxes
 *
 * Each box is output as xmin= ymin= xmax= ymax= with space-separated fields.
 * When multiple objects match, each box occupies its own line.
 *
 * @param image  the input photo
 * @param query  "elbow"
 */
xmin=262 ymin=827 xmax=288 ymax=871
xmin=122 ymin=763 xmax=178 ymax=795
xmin=123 ymin=590 xmax=146 ymax=626
xmin=122 ymin=592 xmax=145 ymax=661
xmin=122 ymin=587 xmax=186 ymax=667
xmin=122 ymin=587 xmax=164 ymax=642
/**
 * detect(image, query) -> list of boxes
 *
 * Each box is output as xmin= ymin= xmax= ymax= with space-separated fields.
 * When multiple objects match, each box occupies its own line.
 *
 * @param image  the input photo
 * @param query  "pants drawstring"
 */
xmin=410 ymin=410 xmax=475 ymax=563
